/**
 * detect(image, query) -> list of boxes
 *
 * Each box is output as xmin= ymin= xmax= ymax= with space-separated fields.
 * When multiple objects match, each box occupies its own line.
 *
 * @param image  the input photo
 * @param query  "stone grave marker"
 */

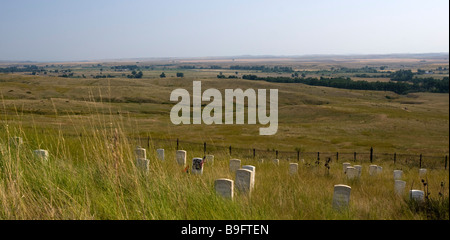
xmin=191 ymin=157 xmax=204 ymax=175
xmin=419 ymin=168 xmax=427 ymax=177
xmin=289 ymin=163 xmax=298 ymax=175
xmin=393 ymin=170 xmax=403 ymax=180
xmin=33 ymin=149 xmax=49 ymax=161
xmin=135 ymin=147 xmax=146 ymax=160
xmin=157 ymin=148 xmax=165 ymax=161
xmin=343 ymin=162 xmax=351 ymax=174
xmin=369 ymin=165 xmax=378 ymax=176
xmin=354 ymin=165 xmax=362 ymax=177
xmin=410 ymin=190 xmax=425 ymax=203
xmin=235 ymin=169 xmax=254 ymax=195
xmin=136 ymin=158 xmax=149 ymax=172
xmin=176 ymin=150 xmax=186 ymax=167
xmin=273 ymin=159 xmax=280 ymax=166
xmin=377 ymin=166 xmax=383 ymax=174
xmin=394 ymin=180 xmax=406 ymax=196
xmin=332 ymin=184 xmax=351 ymax=210
xmin=242 ymin=165 xmax=256 ymax=189
xmin=346 ymin=167 xmax=358 ymax=180
xmin=214 ymin=178 xmax=234 ymax=200
xmin=230 ymin=159 xmax=241 ymax=172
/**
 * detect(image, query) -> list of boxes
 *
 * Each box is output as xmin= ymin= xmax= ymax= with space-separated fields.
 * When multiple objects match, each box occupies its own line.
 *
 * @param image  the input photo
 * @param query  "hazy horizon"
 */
xmin=1 ymin=0 xmax=449 ymax=62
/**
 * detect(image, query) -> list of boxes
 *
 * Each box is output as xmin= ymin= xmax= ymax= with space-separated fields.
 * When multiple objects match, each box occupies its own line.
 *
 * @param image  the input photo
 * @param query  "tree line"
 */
xmin=241 ymin=75 xmax=449 ymax=95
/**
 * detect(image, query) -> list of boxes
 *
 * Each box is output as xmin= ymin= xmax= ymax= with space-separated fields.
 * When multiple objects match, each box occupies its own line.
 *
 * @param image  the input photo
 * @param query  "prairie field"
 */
xmin=0 ymin=57 xmax=448 ymax=220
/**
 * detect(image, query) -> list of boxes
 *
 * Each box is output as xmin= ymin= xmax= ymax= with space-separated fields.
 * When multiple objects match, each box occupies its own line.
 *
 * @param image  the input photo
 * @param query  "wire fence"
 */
xmin=135 ymin=137 xmax=449 ymax=170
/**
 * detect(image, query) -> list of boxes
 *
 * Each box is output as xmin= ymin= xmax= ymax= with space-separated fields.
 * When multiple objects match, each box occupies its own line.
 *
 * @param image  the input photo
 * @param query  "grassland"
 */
xmin=0 ymin=56 xmax=448 ymax=219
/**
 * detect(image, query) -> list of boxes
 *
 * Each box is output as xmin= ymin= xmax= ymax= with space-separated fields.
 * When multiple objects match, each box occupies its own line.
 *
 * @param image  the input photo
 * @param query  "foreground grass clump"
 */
xmin=0 ymin=119 xmax=448 ymax=220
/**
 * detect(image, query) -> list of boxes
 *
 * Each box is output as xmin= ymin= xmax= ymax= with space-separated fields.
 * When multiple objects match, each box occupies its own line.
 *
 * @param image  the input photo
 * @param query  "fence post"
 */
xmin=317 ymin=152 xmax=320 ymax=162
xmin=419 ymin=154 xmax=422 ymax=168
xmin=276 ymin=150 xmax=278 ymax=159
xmin=354 ymin=152 xmax=356 ymax=162
xmin=253 ymin=148 xmax=256 ymax=159
xmin=147 ymin=136 xmax=150 ymax=149
xmin=297 ymin=150 xmax=300 ymax=162
xmin=445 ymin=155 xmax=448 ymax=170
xmin=176 ymin=138 xmax=179 ymax=150
xmin=229 ymin=146 xmax=232 ymax=155
xmin=336 ymin=152 xmax=339 ymax=162
xmin=370 ymin=147 xmax=373 ymax=163
xmin=203 ymin=142 xmax=206 ymax=156
xmin=394 ymin=152 xmax=396 ymax=165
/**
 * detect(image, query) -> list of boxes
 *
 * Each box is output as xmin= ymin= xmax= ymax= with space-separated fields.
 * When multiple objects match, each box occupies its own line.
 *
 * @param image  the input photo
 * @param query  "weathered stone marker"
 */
xmin=191 ymin=157 xmax=204 ymax=175
xmin=229 ymin=159 xmax=241 ymax=172
xmin=176 ymin=150 xmax=187 ymax=167
xmin=242 ymin=165 xmax=256 ymax=189
xmin=273 ymin=159 xmax=280 ymax=166
xmin=418 ymin=168 xmax=427 ymax=177
xmin=377 ymin=166 xmax=383 ymax=174
xmin=157 ymin=148 xmax=165 ymax=161
xmin=394 ymin=180 xmax=406 ymax=196
xmin=235 ymin=169 xmax=254 ymax=195
xmin=289 ymin=163 xmax=298 ymax=175
xmin=136 ymin=158 xmax=150 ymax=172
xmin=393 ymin=170 xmax=403 ymax=180
xmin=346 ymin=167 xmax=358 ymax=180
xmin=135 ymin=147 xmax=146 ymax=160
xmin=214 ymin=178 xmax=234 ymax=200
xmin=342 ymin=162 xmax=351 ymax=174
xmin=354 ymin=165 xmax=362 ymax=177
xmin=369 ymin=165 xmax=378 ymax=176
xmin=33 ymin=149 xmax=49 ymax=161
xmin=333 ymin=184 xmax=351 ymax=210
xmin=410 ymin=190 xmax=425 ymax=203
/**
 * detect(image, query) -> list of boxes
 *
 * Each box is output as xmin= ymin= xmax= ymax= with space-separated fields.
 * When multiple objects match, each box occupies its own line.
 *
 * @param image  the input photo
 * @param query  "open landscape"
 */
xmin=0 ymin=54 xmax=448 ymax=220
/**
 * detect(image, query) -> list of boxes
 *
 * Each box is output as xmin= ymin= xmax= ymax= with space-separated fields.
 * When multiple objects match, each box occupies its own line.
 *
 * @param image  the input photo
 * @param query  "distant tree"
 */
xmin=176 ymin=72 xmax=184 ymax=77
xmin=160 ymin=72 xmax=166 ymax=78
xmin=135 ymin=71 xmax=143 ymax=78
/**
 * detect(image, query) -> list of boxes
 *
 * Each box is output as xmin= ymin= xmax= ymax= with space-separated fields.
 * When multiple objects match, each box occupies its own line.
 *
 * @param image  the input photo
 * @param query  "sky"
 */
xmin=0 ymin=0 xmax=448 ymax=61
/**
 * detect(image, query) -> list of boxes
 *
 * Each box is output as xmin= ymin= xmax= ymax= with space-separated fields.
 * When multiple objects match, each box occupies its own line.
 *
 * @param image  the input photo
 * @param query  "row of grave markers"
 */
xmin=5 ymin=137 xmax=432 ymax=210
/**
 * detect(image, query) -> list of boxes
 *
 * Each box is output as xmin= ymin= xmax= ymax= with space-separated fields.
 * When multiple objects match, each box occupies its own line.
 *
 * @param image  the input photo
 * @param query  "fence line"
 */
xmin=133 ymin=137 xmax=449 ymax=170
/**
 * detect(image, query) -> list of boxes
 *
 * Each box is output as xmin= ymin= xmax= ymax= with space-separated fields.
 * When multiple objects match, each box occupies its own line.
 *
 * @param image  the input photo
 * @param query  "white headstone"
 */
xmin=33 ymin=149 xmax=49 ymax=161
xmin=214 ymin=178 xmax=234 ymax=200
xmin=333 ymin=184 xmax=351 ymax=210
xmin=346 ymin=167 xmax=358 ymax=180
xmin=410 ymin=190 xmax=425 ymax=203
xmin=176 ymin=150 xmax=187 ymax=167
xmin=156 ymin=148 xmax=165 ymax=161
xmin=191 ymin=157 xmax=204 ymax=175
xmin=377 ymin=166 xmax=383 ymax=174
xmin=235 ymin=169 xmax=254 ymax=195
xmin=273 ymin=159 xmax=280 ymax=166
xmin=394 ymin=180 xmax=406 ymax=196
xmin=205 ymin=155 xmax=214 ymax=165
xmin=393 ymin=170 xmax=403 ymax=180
xmin=136 ymin=158 xmax=149 ymax=172
xmin=242 ymin=165 xmax=256 ymax=189
xmin=289 ymin=163 xmax=298 ymax=175
xmin=354 ymin=165 xmax=362 ymax=177
xmin=135 ymin=147 xmax=146 ymax=160
xmin=369 ymin=165 xmax=378 ymax=176
xmin=418 ymin=168 xmax=427 ymax=177
xmin=343 ymin=162 xmax=351 ymax=174
xmin=230 ymin=159 xmax=241 ymax=172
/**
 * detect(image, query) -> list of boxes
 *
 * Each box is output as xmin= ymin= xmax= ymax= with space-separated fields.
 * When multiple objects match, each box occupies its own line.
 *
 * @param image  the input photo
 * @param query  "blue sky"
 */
xmin=0 ymin=0 xmax=448 ymax=61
